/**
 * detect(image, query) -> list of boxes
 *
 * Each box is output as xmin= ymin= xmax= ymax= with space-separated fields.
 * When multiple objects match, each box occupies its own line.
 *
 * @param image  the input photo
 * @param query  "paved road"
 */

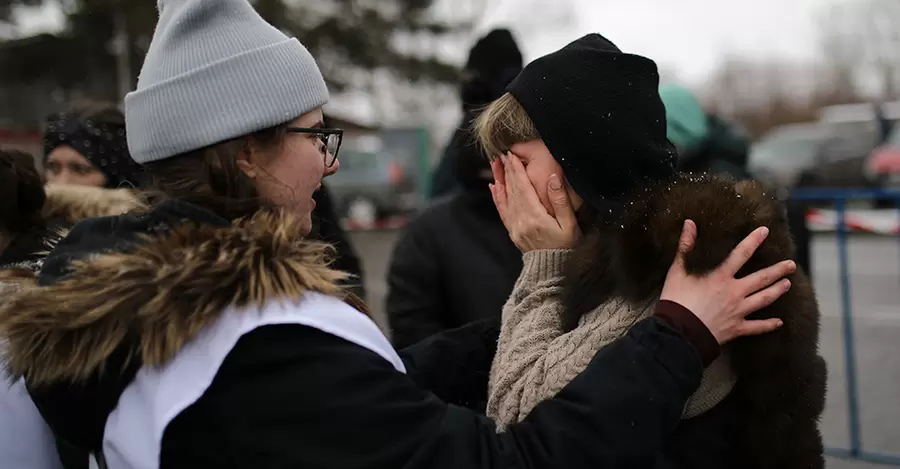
xmin=349 ymin=230 xmax=900 ymax=468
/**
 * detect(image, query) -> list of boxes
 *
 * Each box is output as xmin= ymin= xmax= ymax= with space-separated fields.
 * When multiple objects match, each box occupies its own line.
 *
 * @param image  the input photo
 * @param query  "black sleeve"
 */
xmin=160 ymin=317 xmax=703 ymax=469
xmin=398 ymin=317 xmax=500 ymax=411
xmin=385 ymin=219 xmax=448 ymax=349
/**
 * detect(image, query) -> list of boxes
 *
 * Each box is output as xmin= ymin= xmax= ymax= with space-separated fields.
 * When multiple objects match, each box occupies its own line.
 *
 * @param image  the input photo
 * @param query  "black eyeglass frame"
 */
xmin=286 ymin=127 xmax=344 ymax=168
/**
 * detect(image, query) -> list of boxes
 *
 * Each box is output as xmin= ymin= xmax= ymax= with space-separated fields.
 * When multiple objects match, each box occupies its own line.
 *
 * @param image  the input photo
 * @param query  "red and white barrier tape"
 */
xmin=806 ymin=209 xmax=900 ymax=234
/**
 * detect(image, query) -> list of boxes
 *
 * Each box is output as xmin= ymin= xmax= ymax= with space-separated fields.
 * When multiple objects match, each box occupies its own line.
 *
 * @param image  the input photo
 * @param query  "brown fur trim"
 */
xmin=42 ymin=184 xmax=148 ymax=224
xmin=0 ymin=210 xmax=356 ymax=387
xmin=563 ymin=173 xmax=826 ymax=469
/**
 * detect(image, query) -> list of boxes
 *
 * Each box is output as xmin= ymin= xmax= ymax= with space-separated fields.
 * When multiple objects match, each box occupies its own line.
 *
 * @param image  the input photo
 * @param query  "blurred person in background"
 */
xmin=478 ymin=34 xmax=824 ymax=469
xmin=0 ymin=149 xmax=52 ymax=271
xmin=658 ymin=83 xmax=751 ymax=179
xmin=660 ymin=83 xmax=812 ymax=279
xmin=386 ymin=28 xmax=524 ymax=349
xmin=43 ymin=101 xmax=144 ymax=189
xmin=0 ymin=149 xmax=144 ymax=271
xmin=428 ymin=29 xmax=525 ymax=200
xmin=310 ymin=128 xmax=366 ymax=300
xmin=0 ymin=3 xmax=800 ymax=468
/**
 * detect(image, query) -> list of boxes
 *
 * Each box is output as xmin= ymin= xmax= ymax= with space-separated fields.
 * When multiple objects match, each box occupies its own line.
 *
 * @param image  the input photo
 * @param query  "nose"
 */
xmin=324 ymin=157 xmax=340 ymax=177
xmin=52 ymin=170 xmax=74 ymax=185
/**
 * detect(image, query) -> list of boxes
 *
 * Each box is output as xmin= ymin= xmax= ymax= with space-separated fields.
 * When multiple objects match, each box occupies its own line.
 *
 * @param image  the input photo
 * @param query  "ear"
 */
xmin=235 ymin=150 xmax=257 ymax=180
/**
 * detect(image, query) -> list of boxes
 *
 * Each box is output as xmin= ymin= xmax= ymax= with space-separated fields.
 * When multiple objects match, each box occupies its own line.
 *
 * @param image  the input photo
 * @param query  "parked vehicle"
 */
xmin=748 ymin=123 xmax=830 ymax=198
xmin=749 ymin=122 xmax=879 ymax=203
xmin=325 ymin=148 xmax=419 ymax=225
xmin=867 ymin=125 xmax=900 ymax=190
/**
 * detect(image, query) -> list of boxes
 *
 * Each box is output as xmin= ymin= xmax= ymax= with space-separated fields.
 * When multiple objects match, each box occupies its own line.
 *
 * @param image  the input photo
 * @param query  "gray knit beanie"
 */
xmin=125 ymin=0 xmax=330 ymax=164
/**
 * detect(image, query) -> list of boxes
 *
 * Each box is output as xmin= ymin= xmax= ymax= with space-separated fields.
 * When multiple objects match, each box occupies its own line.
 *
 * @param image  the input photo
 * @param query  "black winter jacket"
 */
xmin=0 ymin=199 xmax=718 ymax=469
xmin=386 ymin=187 xmax=522 ymax=348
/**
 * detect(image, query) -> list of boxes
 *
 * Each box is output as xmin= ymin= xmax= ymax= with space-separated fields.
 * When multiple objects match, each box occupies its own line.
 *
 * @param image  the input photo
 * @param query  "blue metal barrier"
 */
xmin=790 ymin=187 xmax=900 ymax=466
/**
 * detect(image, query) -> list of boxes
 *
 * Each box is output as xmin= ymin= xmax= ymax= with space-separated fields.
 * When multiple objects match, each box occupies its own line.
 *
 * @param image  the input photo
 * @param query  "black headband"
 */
xmin=43 ymin=112 xmax=143 ymax=188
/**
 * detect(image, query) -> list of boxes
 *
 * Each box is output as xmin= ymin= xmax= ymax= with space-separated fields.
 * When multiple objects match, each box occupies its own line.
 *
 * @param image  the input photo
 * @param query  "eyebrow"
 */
xmin=309 ymin=121 xmax=325 ymax=129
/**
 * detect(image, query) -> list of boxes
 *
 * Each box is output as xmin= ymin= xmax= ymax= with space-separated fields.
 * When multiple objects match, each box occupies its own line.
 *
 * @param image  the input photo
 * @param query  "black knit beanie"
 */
xmin=506 ymin=33 xmax=677 ymax=218
xmin=461 ymin=28 xmax=523 ymax=109
xmin=43 ymin=111 xmax=144 ymax=188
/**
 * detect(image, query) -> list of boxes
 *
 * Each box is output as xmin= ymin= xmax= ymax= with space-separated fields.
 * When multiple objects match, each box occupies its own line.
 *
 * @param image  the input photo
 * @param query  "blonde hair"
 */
xmin=473 ymin=92 xmax=540 ymax=160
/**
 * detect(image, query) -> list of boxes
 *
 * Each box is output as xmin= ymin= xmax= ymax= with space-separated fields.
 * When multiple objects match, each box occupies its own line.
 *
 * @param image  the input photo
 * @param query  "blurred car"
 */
xmin=748 ymin=123 xmax=830 ymax=198
xmin=867 ymin=126 xmax=900 ymax=190
xmin=749 ymin=122 xmax=879 ymax=201
xmin=799 ymin=129 xmax=878 ymax=188
xmin=326 ymin=148 xmax=419 ymax=225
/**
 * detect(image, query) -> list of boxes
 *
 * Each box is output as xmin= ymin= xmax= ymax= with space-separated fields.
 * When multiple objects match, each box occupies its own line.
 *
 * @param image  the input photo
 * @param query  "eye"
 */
xmin=74 ymin=165 xmax=95 ymax=175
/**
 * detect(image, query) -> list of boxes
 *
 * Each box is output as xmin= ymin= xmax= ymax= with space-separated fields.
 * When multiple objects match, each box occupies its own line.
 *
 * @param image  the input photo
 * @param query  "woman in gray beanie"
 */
xmin=1 ymin=3 xmax=793 ymax=469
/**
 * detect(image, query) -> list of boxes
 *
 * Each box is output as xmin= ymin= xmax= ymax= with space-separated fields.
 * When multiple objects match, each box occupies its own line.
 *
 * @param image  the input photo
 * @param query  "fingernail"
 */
xmin=549 ymin=174 xmax=562 ymax=190
xmin=787 ymin=260 xmax=796 ymax=271
xmin=761 ymin=227 xmax=770 ymax=237
xmin=783 ymin=279 xmax=791 ymax=289
xmin=776 ymin=319 xmax=784 ymax=327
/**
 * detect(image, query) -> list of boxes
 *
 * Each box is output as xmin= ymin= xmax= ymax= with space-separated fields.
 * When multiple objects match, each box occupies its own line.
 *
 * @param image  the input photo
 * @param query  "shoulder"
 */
xmin=408 ymin=196 xmax=456 ymax=230
xmin=391 ymin=199 xmax=456 ymax=255
xmin=42 ymin=184 xmax=146 ymax=225
xmin=105 ymin=293 xmax=406 ymax=468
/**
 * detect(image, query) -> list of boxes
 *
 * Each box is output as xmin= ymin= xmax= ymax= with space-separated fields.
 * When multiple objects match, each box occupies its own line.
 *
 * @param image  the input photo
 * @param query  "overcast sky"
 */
xmin=12 ymin=0 xmax=859 ymax=86
xmin=9 ymin=0 xmax=868 ymax=129
xmin=475 ymin=0 xmax=859 ymax=85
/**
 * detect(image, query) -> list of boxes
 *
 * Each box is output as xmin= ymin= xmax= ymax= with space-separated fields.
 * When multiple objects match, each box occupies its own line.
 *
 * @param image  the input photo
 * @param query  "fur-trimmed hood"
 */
xmin=0 ymin=200 xmax=362 ymax=388
xmin=41 ymin=184 xmax=147 ymax=226
xmin=0 ymin=184 xmax=146 ymax=273
xmin=564 ymin=173 xmax=827 ymax=468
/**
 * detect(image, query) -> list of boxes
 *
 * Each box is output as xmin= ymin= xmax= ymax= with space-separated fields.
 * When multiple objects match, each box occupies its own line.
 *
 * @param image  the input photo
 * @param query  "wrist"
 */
xmin=518 ymin=249 xmax=571 ymax=284
xmin=653 ymin=300 xmax=721 ymax=367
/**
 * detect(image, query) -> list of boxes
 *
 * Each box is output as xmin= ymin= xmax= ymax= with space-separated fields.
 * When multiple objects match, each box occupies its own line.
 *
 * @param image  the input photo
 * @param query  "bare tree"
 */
xmin=817 ymin=0 xmax=900 ymax=100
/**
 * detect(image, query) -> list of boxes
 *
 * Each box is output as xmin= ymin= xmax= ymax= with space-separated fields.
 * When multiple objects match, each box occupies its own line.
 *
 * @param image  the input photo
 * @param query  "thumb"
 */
xmin=548 ymin=174 xmax=576 ymax=229
xmin=674 ymin=219 xmax=697 ymax=267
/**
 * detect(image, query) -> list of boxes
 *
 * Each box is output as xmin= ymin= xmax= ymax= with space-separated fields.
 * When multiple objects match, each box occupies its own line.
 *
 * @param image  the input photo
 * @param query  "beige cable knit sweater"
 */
xmin=487 ymin=249 xmax=736 ymax=431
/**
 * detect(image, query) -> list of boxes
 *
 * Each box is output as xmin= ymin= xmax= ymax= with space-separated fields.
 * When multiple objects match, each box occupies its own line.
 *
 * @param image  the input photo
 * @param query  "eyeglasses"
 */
xmin=286 ymin=127 xmax=343 ymax=167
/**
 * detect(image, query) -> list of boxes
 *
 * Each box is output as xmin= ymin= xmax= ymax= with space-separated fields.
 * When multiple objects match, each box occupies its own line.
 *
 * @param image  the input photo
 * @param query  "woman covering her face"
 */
xmin=478 ymin=33 xmax=826 ymax=469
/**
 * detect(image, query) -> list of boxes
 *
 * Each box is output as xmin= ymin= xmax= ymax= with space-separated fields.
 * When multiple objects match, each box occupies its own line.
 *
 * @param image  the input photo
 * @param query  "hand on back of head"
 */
xmin=661 ymin=220 xmax=794 ymax=344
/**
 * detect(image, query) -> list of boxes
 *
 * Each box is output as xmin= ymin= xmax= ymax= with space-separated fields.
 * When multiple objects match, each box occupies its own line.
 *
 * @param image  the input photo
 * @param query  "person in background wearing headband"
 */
xmin=43 ymin=101 xmax=144 ymax=189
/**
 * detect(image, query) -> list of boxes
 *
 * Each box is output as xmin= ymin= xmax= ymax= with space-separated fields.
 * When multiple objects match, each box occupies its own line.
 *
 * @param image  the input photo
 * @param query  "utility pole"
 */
xmin=112 ymin=8 xmax=131 ymax=104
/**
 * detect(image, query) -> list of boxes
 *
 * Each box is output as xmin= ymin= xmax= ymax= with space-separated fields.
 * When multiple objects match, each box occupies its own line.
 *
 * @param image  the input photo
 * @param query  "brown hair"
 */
xmin=0 ymin=149 xmax=46 ymax=235
xmin=142 ymin=125 xmax=287 ymax=221
xmin=473 ymin=92 xmax=540 ymax=160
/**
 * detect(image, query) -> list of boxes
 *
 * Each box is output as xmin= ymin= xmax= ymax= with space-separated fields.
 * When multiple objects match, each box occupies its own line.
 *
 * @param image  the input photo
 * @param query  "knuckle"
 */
xmin=740 ymin=247 xmax=754 ymax=260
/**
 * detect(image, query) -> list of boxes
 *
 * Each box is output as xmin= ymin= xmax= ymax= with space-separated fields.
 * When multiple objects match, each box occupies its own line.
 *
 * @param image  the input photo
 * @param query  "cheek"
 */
xmin=263 ymin=141 xmax=325 ymax=202
xmin=526 ymin=165 xmax=554 ymax=211
xmin=88 ymin=172 xmax=107 ymax=186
